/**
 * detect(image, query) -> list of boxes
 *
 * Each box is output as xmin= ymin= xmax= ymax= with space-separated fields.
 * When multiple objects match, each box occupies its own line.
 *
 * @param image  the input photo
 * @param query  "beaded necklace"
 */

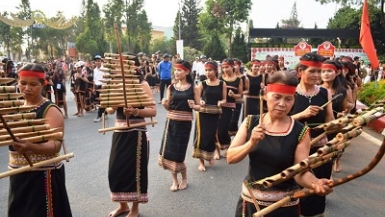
xmin=296 ymin=85 xmax=320 ymax=104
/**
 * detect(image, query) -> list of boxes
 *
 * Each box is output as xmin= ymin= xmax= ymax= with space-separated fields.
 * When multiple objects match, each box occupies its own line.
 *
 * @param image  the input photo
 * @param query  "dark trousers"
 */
xmin=160 ymin=79 xmax=172 ymax=101
xmin=95 ymin=85 xmax=105 ymax=118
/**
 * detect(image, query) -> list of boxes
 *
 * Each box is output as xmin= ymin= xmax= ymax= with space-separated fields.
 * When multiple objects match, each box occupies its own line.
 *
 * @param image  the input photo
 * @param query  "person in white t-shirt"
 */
xmin=196 ymin=55 xmax=207 ymax=82
xmin=92 ymin=55 xmax=105 ymax=122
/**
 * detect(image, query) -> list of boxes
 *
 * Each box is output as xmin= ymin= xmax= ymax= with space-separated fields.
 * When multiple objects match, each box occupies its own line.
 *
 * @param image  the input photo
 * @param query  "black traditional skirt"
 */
xmin=158 ymin=118 xmax=192 ymax=173
xmin=109 ymin=130 xmax=149 ymax=203
xmin=54 ymin=88 xmax=66 ymax=107
xmin=8 ymin=166 xmax=72 ymax=217
xmin=229 ymin=102 xmax=242 ymax=135
xmin=192 ymin=111 xmax=220 ymax=161
xmin=217 ymin=107 xmax=234 ymax=149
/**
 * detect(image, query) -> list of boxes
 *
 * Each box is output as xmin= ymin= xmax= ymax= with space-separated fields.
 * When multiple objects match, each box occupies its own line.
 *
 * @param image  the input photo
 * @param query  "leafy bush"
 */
xmin=357 ymin=80 xmax=385 ymax=105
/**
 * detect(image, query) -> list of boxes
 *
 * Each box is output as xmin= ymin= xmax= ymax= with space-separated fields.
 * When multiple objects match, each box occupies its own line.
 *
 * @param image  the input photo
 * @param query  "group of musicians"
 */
xmin=1 ymin=51 xmax=367 ymax=217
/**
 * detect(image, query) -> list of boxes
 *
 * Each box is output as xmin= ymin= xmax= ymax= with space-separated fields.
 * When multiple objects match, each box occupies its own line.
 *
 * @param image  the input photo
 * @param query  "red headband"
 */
xmin=266 ymin=83 xmax=296 ymax=95
xmin=300 ymin=60 xmax=323 ymax=68
xmin=174 ymin=64 xmax=190 ymax=72
xmin=221 ymin=62 xmax=233 ymax=67
xmin=265 ymin=60 xmax=277 ymax=65
xmin=205 ymin=63 xmax=217 ymax=70
xmin=322 ymin=64 xmax=338 ymax=72
xmin=251 ymin=61 xmax=260 ymax=66
xmin=18 ymin=70 xmax=45 ymax=79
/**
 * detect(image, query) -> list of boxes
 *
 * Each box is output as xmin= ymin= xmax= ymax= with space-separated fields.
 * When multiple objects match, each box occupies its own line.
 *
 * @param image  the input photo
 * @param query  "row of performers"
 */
xmin=6 ymin=52 xmax=358 ymax=217
xmin=156 ymin=52 xmax=358 ymax=217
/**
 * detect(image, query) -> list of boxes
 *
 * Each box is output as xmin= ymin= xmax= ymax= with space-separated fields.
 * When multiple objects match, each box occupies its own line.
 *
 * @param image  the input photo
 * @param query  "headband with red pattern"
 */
xmin=300 ymin=60 xmax=323 ymax=68
xmin=322 ymin=64 xmax=338 ymax=72
xmin=266 ymin=83 xmax=296 ymax=95
xmin=18 ymin=70 xmax=45 ymax=79
xmin=174 ymin=64 xmax=190 ymax=72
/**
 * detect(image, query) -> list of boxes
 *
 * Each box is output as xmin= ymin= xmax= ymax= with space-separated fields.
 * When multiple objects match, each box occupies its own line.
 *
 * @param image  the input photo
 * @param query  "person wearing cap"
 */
xmin=9 ymin=63 xmax=72 ymax=217
xmin=157 ymin=53 xmax=172 ymax=103
xmin=92 ymin=55 xmax=105 ymax=122
xmin=196 ymin=55 xmax=207 ymax=82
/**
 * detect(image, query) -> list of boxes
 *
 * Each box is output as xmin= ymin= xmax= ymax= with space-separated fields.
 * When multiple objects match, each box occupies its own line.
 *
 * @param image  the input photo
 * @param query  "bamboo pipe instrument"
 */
xmin=97 ymin=95 xmax=151 ymax=101
xmin=0 ymin=114 xmax=33 ymax=167
xmin=0 ymin=106 xmax=33 ymax=114
xmin=100 ymin=92 xmax=147 ymax=97
xmin=0 ymin=86 xmax=16 ymax=93
xmin=99 ymin=68 xmax=137 ymax=74
xmin=103 ymin=74 xmax=140 ymax=79
xmin=0 ymin=93 xmax=24 ymax=100
xmin=104 ymin=53 xmax=136 ymax=59
xmin=0 ymin=153 xmax=74 ymax=179
xmin=353 ymin=109 xmax=384 ymax=127
xmin=310 ymin=132 xmax=327 ymax=147
xmin=99 ymin=100 xmax=155 ymax=108
xmin=0 ymin=128 xmax=60 ymax=141
xmin=253 ymin=137 xmax=385 ymax=217
xmin=320 ymin=93 xmax=343 ymax=109
xmin=0 ymin=132 xmax=63 ymax=147
xmin=102 ymin=58 xmax=136 ymax=65
xmin=0 ymin=124 xmax=50 ymax=135
xmin=0 ymin=119 xmax=46 ymax=128
xmin=98 ymin=121 xmax=158 ymax=133
xmin=3 ymin=112 xmax=36 ymax=121
xmin=317 ymin=140 xmax=351 ymax=156
xmin=0 ymin=100 xmax=25 ymax=107
xmin=336 ymin=127 xmax=362 ymax=142
xmin=102 ymin=64 xmax=138 ymax=70
xmin=0 ymin=78 xmax=15 ymax=84
xmin=99 ymin=80 xmax=143 ymax=85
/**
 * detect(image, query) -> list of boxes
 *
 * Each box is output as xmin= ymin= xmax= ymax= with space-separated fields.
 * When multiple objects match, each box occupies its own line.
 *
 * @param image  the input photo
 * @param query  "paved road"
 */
xmin=0 ymin=90 xmax=384 ymax=217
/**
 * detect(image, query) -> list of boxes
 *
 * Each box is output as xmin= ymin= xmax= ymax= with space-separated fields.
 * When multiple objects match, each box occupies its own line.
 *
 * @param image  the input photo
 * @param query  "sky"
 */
xmin=0 ymin=0 xmax=340 ymax=28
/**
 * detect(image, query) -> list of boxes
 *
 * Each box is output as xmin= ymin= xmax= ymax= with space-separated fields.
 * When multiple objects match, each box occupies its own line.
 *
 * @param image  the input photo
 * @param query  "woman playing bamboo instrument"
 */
xmin=159 ymin=59 xmax=201 ymax=191
xmin=105 ymin=57 xmax=156 ymax=217
xmin=192 ymin=61 xmax=226 ymax=171
xmin=227 ymin=71 xmax=333 ymax=217
xmin=8 ymin=63 xmax=72 ymax=217
xmin=291 ymin=52 xmax=334 ymax=217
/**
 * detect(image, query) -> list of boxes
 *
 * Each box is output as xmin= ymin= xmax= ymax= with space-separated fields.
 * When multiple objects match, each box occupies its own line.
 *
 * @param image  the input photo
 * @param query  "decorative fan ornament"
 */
xmin=0 ymin=10 xmax=76 ymax=29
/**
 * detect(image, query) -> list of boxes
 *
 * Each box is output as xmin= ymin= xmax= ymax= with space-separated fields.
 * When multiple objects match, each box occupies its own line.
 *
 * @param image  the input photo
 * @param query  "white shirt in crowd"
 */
xmin=196 ymin=61 xmax=206 ymax=76
xmin=93 ymin=66 xmax=104 ymax=86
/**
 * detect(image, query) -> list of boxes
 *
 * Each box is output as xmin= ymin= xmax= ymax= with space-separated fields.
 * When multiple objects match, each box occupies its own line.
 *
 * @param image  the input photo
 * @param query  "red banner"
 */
xmin=317 ymin=41 xmax=335 ymax=57
xmin=294 ymin=42 xmax=312 ymax=56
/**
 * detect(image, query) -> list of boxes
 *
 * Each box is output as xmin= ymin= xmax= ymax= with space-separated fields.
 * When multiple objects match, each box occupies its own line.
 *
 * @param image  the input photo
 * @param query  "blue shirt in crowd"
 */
xmin=157 ymin=60 xmax=172 ymax=80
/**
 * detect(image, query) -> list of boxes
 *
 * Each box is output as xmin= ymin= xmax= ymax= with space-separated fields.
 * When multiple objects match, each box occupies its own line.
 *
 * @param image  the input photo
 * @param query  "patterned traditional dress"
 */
xmin=243 ymin=74 xmax=264 ymax=119
xmin=229 ymin=75 xmax=246 ymax=135
xmin=158 ymin=84 xmax=194 ymax=173
xmin=218 ymin=76 xmax=240 ymax=149
xmin=235 ymin=115 xmax=309 ymax=217
xmin=192 ymin=80 xmax=223 ymax=161
xmin=8 ymin=101 xmax=72 ymax=217
xmin=108 ymin=107 xmax=149 ymax=203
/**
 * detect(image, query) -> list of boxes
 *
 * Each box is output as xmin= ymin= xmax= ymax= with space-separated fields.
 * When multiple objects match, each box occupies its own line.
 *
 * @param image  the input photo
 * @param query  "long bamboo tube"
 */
xmin=0 ymin=78 xmax=15 ymax=84
xmin=0 ymin=100 xmax=25 ymax=107
xmin=336 ymin=127 xmax=362 ymax=142
xmin=98 ymin=121 xmax=158 ymax=133
xmin=104 ymin=53 xmax=136 ymax=59
xmin=0 ymin=128 xmax=60 ymax=141
xmin=103 ymin=74 xmax=140 ymax=79
xmin=0 ymin=124 xmax=49 ymax=135
xmin=0 ymin=86 xmax=16 ymax=93
xmin=99 ymin=100 xmax=155 ymax=108
xmin=99 ymin=80 xmax=143 ymax=85
xmin=0 ymin=106 xmax=33 ymax=114
xmin=353 ymin=110 xmax=384 ymax=127
xmin=0 ymin=153 xmax=74 ymax=179
xmin=98 ymin=95 xmax=150 ymax=101
xmin=100 ymin=92 xmax=147 ymax=97
xmin=317 ymin=141 xmax=351 ymax=156
xmin=0 ymin=93 xmax=24 ymax=100
xmin=100 ymin=68 xmax=137 ymax=74
xmin=310 ymin=132 xmax=327 ymax=147
xmin=3 ymin=112 xmax=36 ymax=121
xmin=102 ymin=58 xmax=136 ymax=65
xmin=0 ymin=119 xmax=46 ymax=128
xmin=0 ymin=132 xmax=63 ymax=147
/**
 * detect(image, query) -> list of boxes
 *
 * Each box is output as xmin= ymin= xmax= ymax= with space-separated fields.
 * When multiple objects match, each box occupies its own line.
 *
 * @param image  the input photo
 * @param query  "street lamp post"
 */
xmin=178 ymin=0 xmax=182 ymax=40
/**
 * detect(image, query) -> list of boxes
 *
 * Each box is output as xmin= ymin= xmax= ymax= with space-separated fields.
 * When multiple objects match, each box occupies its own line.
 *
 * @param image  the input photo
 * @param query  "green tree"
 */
xmin=314 ymin=0 xmax=381 ymax=6
xmin=149 ymin=37 xmax=175 ymax=55
xmin=210 ymin=0 xmax=252 ymax=57
xmin=15 ymin=0 xmax=32 ymax=59
xmin=0 ymin=12 xmax=12 ymax=58
xmin=203 ymin=33 xmax=227 ymax=61
xmin=281 ymin=2 xmax=301 ymax=28
xmin=102 ymin=0 xmax=124 ymax=53
xmin=231 ymin=27 xmax=248 ymax=62
xmin=76 ymin=0 xmax=107 ymax=56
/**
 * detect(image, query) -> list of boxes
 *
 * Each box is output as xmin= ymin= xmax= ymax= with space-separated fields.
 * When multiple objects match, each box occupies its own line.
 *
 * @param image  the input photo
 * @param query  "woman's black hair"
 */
xmin=222 ymin=58 xmax=234 ymax=66
xmin=176 ymin=59 xmax=193 ymax=84
xmin=295 ymin=52 xmax=326 ymax=71
xmin=320 ymin=60 xmax=347 ymax=104
xmin=205 ymin=61 xmax=219 ymax=77
xmin=267 ymin=71 xmax=299 ymax=87
xmin=18 ymin=63 xmax=46 ymax=85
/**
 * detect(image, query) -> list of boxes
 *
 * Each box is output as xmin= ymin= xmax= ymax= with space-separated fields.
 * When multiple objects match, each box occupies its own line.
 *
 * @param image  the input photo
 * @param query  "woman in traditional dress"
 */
xmin=243 ymin=60 xmax=266 ymax=119
xmin=52 ymin=64 xmax=68 ymax=119
xmin=227 ymin=71 xmax=333 ymax=217
xmin=84 ymin=66 xmax=95 ymax=112
xmin=229 ymin=58 xmax=248 ymax=135
xmin=192 ymin=61 xmax=226 ymax=171
xmin=159 ymin=60 xmax=201 ymax=191
xmin=105 ymin=59 xmax=156 ymax=217
xmin=73 ymin=62 xmax=89 ymax=117
xmin=9 ymin=63 xmax=72 ymax=217
xmin=291 ymin=52 xmax=334 ymax=217
xmin=218 ymin=58 xmax=243 ymax=157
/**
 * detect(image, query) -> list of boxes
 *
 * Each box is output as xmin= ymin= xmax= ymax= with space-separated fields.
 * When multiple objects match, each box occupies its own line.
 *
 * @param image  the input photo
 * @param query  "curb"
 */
xmin=356 ymin=101 xmax=385 ymax=134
